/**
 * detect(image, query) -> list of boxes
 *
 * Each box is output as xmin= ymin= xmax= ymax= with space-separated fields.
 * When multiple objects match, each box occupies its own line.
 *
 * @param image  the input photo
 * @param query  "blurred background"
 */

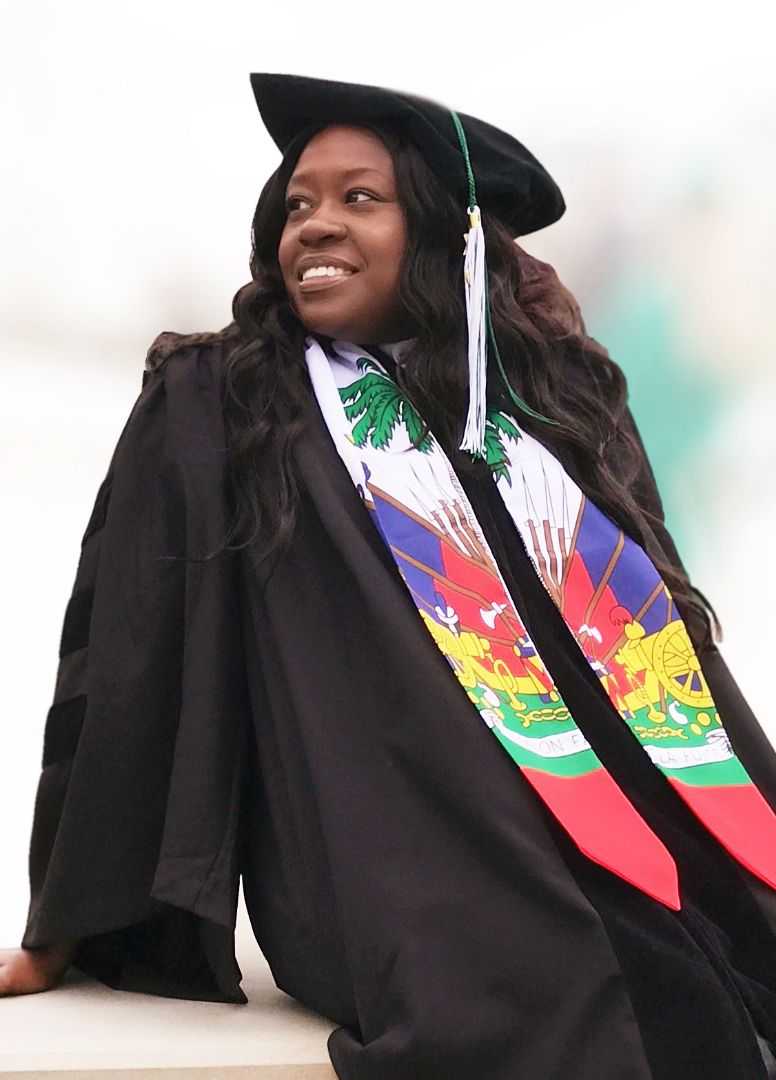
xmin=2 ymin=0 xmax=774 ymax=944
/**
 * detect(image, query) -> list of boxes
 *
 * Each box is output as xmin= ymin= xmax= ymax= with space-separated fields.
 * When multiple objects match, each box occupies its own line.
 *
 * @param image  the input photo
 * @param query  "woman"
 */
xmin=3 ymin=72 xmax=776 ymax=1079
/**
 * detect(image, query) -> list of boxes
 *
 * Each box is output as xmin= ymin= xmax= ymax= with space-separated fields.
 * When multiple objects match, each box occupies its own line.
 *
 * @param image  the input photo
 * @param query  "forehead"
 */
xmin=286 ymin=124 xmax=395 ymax=189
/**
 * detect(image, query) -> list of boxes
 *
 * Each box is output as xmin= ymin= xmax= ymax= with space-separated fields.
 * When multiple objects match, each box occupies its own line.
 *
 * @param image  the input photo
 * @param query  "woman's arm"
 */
xmin=14 ymin=344 xmax=248 ymax=1004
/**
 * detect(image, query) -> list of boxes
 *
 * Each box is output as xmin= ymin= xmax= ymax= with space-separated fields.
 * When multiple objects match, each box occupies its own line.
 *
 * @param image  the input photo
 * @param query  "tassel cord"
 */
xmin=484 ymin=273 xmax=560 ymax=426
xmin=449 ymin=110 xmax=558 ymax=440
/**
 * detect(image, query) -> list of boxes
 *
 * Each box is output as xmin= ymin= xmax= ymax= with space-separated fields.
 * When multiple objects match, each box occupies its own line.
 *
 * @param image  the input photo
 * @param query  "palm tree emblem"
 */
xmin=339 ymin=357 xmax=522 ymax=483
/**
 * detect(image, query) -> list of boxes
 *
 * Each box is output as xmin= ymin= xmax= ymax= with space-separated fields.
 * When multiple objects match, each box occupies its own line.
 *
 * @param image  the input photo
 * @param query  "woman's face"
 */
xmin=278 ymin=124 xmax=417 ymax=345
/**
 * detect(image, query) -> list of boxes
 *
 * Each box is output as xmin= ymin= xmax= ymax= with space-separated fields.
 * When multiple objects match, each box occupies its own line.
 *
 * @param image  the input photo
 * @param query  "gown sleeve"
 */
xmin=616 ymin=399 xmax=776 ymax=814
xmin=617 ymin=403 xmax=693 ymax=579
xmin=20 ymin=346 xmax=249 ymax=1004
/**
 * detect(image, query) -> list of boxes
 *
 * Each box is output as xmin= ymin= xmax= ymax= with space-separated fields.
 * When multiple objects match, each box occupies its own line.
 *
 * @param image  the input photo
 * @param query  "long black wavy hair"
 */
xmin=146 ymin=117 xmax=722 ymax=654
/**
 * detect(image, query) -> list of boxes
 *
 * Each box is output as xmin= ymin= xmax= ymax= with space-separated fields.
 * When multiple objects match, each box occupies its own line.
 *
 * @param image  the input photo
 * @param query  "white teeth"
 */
xmin=300 ymin=265 xmax=354 ymax=281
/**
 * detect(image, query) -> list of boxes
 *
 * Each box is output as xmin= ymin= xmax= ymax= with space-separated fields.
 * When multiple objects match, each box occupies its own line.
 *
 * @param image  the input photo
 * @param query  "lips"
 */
xmin=296 ymin=255 xmax=360 ymax=281
xmin=297 ymin=268 xmax=359 ymax=294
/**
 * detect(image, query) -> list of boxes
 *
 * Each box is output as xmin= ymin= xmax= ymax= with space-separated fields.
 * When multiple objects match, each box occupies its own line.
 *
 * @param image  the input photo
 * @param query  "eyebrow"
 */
xmin=286 ymin=165 xmax=388 ymax=189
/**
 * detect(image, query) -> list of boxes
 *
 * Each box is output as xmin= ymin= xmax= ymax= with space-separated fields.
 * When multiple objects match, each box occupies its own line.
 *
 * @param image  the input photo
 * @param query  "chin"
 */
xmin=301 ymin=320 xmax=379 ymax=344
xmin=292 ymin=304 xmax=411 ymax=345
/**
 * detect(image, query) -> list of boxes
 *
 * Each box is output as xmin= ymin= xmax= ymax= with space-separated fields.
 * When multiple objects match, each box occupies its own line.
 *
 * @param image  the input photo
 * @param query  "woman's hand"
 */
xmin=0 ymin=940 xmax=79 ymax=996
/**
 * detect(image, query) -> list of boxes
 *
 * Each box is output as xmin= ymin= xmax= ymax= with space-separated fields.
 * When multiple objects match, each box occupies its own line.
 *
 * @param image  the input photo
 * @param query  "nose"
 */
xmin=298 ymin=201 xmax=348 ymax=246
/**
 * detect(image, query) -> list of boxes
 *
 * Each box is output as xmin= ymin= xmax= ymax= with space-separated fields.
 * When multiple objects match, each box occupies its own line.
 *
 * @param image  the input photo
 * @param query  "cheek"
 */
xmin=277 ymin=231 xmax=294 ymax=283
xmin=389 ymin=214 xmax=408 ymax=254
xmin=375 ymin=224 xmax=407 ymax=286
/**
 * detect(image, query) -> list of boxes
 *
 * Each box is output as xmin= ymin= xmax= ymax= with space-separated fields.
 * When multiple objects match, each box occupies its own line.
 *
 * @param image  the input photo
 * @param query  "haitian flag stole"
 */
xmin=306 ymin=336 xmax=680 ymax=910
xmin=305 ymin=337 xmax=776 ymax=909
xmin=491 ymin=389 xmax=776 ymax=899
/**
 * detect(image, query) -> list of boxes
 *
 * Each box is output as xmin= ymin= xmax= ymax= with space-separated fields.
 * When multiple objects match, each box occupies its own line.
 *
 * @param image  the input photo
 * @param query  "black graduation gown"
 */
xmin=453 ymin=455 xmax=776 ymax=1079
xmin=22 ymin=339 xmax=776 ymax=1079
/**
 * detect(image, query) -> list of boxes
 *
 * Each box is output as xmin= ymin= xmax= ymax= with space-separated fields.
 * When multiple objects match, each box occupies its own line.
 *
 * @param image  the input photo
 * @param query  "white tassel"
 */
xmin=458 ymin=205 xmax=488 ymax=456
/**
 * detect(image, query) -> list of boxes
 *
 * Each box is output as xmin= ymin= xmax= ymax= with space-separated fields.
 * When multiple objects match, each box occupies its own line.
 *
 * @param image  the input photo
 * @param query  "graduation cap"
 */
xmin=250 ymin=72 xmax=564 ymax=454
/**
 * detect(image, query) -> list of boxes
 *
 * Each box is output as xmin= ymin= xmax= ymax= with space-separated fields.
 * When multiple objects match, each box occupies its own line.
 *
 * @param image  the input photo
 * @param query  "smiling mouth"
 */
xmin=298 ymin=271 xmax=359 ymax=293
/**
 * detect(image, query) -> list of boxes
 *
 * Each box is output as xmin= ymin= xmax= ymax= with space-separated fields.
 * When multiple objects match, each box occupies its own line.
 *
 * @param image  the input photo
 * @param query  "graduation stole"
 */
xmin=305 ymin=336 xmax=776 ymax=911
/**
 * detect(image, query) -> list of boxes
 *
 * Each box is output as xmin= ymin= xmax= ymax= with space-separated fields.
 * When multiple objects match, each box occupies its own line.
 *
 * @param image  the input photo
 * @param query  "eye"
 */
xmin=284 ymin=189 xmax=378 ymax=214
xmin=285 ymin=195 xmax=310 ymax=213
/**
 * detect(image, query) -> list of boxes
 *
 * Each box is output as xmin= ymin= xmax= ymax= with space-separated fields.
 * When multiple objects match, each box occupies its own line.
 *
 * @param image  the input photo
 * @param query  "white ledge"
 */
xmin=0 ymin=899 xmax=338 ymax=1079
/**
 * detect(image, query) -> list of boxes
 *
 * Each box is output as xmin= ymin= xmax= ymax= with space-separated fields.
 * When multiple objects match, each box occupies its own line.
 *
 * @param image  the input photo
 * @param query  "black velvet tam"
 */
xmin=249 ymin=71 xmax=566 ymax=236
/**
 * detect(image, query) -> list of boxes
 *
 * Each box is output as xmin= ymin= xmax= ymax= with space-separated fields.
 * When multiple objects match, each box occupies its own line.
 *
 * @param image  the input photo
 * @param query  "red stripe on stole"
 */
xmin=437 ymin=542 xmax=553 ymax=690
xmin=668 ymin=778 xmax=776 ymax=891
xmin=523 ymin=765 xmax=681 ymax=910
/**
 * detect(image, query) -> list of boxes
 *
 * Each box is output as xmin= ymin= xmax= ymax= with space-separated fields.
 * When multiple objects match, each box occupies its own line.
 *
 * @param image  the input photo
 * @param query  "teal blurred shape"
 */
xmin=585 ymin=265 xmax=726 ymax=565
